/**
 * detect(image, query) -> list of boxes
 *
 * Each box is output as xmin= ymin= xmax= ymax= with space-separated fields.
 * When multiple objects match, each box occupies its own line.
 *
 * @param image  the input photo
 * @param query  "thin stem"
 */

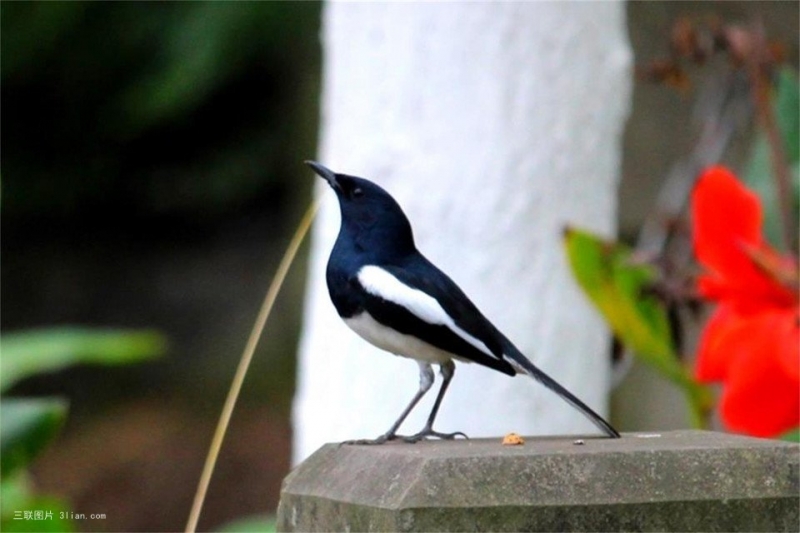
xmin=679 ymin=371 xmax=714 ymax=430
xmin=184 ymin=199 xmax=320 ymax=533
xmin=746 ymin=20 xmax=796 ymax=254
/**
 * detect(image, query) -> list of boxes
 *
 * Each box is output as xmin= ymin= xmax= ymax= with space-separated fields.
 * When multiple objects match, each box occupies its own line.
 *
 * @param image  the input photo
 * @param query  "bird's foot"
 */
xmin=341 ymin=428 xmax=469 ymax=445
xmin=341 ymin=432 xmax=398 ymax=445
xmin=400 ymin=428 xmax=469 ymax=443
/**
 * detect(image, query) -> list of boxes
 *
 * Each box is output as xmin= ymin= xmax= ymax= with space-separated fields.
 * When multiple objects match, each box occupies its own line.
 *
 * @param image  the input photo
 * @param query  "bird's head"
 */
xmin=306 ymin=161 xmax=415 ymax=257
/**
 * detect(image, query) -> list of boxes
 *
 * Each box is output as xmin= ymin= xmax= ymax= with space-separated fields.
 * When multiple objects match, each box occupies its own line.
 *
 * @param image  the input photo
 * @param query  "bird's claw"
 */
xmin=341 ymin=429 xmax=469 ymax=445
xmin=401 ymin=429 xmax=469 ymax=443
xmin=341 ymin=433 xmax=397 ymax=446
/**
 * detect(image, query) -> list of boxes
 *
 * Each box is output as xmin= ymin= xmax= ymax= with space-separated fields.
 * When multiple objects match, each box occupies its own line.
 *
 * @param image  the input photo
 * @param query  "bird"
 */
xmin=307 ymin=160 xmax=620 ymax=444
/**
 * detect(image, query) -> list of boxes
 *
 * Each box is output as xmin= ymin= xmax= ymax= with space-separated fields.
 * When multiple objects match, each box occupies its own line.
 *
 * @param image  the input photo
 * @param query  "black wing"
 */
xmin=380 ymin=253 xmax=620 ymax=438
xmin=369 ymin=253 xmax=515 ymax=376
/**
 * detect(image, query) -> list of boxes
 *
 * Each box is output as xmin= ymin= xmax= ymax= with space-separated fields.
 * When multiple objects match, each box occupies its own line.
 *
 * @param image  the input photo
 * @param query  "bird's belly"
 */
xmin=344 ymin=311 xmax=457 ymax=364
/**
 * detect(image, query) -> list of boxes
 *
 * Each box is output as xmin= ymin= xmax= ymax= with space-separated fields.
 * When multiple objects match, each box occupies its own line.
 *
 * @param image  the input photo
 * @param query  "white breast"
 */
xmin=344 ymin=311 xmax=461 ymax=365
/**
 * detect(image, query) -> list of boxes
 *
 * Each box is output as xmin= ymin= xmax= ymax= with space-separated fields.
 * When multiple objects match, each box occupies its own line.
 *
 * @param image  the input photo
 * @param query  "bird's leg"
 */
xmin=402 ymin=360 xmax=468 ymax=443
xmin=343 ymin=362 xmax=435 ymax=445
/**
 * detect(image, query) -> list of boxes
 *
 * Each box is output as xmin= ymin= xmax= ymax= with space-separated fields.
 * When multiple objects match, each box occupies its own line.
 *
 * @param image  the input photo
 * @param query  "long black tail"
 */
xmin=503 ymin=342 xmax=620 ymax=438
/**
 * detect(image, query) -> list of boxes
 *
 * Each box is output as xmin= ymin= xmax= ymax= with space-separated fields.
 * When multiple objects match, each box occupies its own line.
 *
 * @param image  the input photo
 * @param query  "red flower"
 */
xmin=691 ymin=166 xmax=799 ymax=437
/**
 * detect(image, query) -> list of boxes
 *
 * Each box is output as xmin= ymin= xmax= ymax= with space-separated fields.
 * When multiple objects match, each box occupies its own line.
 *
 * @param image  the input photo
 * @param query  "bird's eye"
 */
xmin=352 ymin=187 xmax=364 ymax=198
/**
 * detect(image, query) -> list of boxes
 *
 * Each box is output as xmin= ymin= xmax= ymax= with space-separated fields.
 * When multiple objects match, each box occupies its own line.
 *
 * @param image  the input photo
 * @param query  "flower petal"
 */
xmin=714 ymin=310 xmax=800 ymax=437
xmin=691 ymin=166 xmax=763 ymax=284
xmin=695 ymin=304 xmax=744 ymax=382
xmin=690 ymin=166 xmax=795 ymax=308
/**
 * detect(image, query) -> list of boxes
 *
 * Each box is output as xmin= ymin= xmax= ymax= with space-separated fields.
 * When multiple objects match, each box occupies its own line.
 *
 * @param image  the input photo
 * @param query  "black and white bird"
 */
xmin=307 ymin=161 xmax=620 ymax=444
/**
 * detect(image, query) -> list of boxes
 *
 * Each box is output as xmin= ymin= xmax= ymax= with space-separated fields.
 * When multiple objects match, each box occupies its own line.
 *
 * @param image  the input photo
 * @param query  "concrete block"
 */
xmin=277 ymin=430 xmax=799 ymax=532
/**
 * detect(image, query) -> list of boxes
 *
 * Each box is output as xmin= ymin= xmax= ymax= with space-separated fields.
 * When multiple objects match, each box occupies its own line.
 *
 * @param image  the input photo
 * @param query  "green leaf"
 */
xmin=217 ymin=515 xmax=276 ymax=533
xmin=744 ymin=66 xmax=800 ymax=249
xmin=0 ymin=327 xmax=167 ymax=392
xmin=564 ymin=227 xmax=712 ymax=427
xmin=0 ymin=398 xmax=68 ymax=478
xmin=564 ymin=228 xmax=674 ymax=365
xmin=1 ymin=471 xmax=35 ymax=517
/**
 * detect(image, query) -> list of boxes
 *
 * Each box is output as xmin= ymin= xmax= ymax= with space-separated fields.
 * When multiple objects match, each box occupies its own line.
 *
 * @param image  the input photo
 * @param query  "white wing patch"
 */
xmin=357 ymin=265 xmax=495 ymax=359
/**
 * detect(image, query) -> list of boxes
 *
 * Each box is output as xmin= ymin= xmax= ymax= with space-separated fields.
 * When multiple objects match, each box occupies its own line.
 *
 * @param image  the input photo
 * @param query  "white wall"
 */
xmin=293 ymin=1 xmax=632 ymax=462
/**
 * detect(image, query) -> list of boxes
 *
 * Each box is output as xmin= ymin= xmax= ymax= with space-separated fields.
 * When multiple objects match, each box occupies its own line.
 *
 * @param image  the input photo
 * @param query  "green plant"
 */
xmin=564 ymin=16 xmax=798 ymax=437
xmin=0 ymin=327 xmax=166 ymax=532
xmin=563 ymin=228 xmax=713 ymax=428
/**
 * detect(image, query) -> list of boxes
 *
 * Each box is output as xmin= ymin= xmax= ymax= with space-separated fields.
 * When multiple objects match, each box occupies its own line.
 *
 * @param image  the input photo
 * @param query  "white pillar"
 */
xmin=293 ymin=1 xmax=632 ymax=462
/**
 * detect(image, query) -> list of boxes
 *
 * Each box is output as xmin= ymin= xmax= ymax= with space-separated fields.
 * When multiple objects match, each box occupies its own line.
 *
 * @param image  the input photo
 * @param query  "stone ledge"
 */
xmin=277 ymin=430 xmax=799 ymax=532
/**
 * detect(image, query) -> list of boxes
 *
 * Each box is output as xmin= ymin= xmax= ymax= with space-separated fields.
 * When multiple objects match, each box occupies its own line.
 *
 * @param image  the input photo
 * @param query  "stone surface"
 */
xmin=277 ymin=430 xmax=800 ymax=532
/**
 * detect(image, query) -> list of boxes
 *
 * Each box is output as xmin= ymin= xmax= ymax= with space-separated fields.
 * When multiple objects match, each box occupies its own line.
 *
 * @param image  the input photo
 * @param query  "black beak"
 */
xmin=305 ymin=160 xmax=340 ymax=191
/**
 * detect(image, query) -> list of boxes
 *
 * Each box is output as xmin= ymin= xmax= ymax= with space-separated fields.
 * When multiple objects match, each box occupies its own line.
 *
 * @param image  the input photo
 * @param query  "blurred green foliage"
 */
xmin=1 ymin=398 xmax=68 ymax=479
xmin=2 ymin=3 xmax=320 ymax=528
xmin=563 ymin=228 xmax=675 ymax=367
xmin=565 ymin=66 xmax=798 ymax=435
xmin=1 ymin=328 xmax=166 ymax=391
xmin=563 ymin=228 xmax=712 ymax=428
xmin=1 ymin=474 xmax=73 ymax=533
xmin=1 ymin=0 xmax=320 ymax=414
xmin=1 ymin=1 xmax=320 ymax=218
xmin=0 ymin=328 xmax=166 ymax=532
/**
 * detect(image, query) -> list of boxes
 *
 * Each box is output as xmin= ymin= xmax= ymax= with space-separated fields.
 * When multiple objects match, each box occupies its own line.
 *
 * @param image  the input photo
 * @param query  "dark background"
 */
xmin=2 ymin=2 xmax=797 ymax=531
